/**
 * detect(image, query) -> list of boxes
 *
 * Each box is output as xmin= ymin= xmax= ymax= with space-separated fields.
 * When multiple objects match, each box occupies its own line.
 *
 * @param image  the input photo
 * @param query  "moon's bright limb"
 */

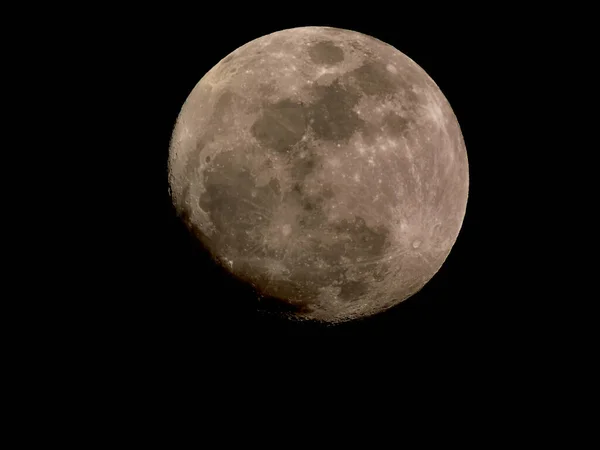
xmin=168 ymin=26 xmax=469 ymax=323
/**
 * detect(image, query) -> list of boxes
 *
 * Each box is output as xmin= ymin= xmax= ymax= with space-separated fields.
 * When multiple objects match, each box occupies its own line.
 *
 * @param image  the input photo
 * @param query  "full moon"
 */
xmin=168 ymin=26 xmax=469 ymax=323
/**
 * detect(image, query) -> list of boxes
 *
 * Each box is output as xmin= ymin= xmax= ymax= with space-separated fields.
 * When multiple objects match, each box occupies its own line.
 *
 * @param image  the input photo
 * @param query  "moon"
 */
xmin=168 ymin=26 xmax=469 ymax=323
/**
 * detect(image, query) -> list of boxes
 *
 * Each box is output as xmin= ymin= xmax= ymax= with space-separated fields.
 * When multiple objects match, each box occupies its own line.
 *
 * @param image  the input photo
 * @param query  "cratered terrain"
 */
xmin=168 ymin=26 xmax=469 ymax=323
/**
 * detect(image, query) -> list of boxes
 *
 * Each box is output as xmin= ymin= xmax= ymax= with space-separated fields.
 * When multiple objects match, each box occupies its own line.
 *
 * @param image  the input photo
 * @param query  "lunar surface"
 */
xmin=168 ymin=26 xmax=469 ymax=323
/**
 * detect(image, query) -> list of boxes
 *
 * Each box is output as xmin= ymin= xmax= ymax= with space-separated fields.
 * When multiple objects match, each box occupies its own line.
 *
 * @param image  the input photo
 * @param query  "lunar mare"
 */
xmin=168 ymin=26 xmax=469 ymax=323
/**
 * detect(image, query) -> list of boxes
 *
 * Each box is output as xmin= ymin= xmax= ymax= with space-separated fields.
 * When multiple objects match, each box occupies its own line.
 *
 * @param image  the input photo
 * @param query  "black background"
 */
xmin=9 ymin=4 xmax=592 ymax=436
xmin=12 ymin=5 xmax=593 ymax=437
xmin=89 ymin=7 xmax=549 ymax=379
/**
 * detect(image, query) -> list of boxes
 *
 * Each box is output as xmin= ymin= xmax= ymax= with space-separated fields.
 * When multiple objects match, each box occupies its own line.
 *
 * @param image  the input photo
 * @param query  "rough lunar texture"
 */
xmin=168 ymin=26 xmax=469 ymax=323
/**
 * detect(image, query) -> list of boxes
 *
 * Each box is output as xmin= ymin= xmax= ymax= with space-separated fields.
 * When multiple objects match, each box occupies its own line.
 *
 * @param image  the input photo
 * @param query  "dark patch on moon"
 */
xmin=382 ymin=112 xmax=411 ymax=138
xmin=258 ymin=82 xmax=277 ymax=97
xmin=308 ymin=40 xmax=345 ymax=66
xmin=289 ymin=151 xmax=320 ymax=181
xmin=322 ymin=183 xmax=335 ymax=199
xmin=251 ymin=99 xmax=307 ymax=153
xmin=286 ymin=182 xmax=304 ymax=201
xmin=284 ymin=182 xmax=328 ymax=229
xmin=300 ymin=193 xmax=325 ymax=213
xmin=356 ymin=126 xmax=380 ymax=147
xmin=347 ymin=61 xmax=399 ymax=96
xmin=300 ymin=208 xmax=328 ymax=229
xmin=372 ymin=262 xmax=391 ymax=282
xmin=267 ymin=177 xmax=281 ymax=196
xmin=198 ymin=149 xmax=278 ymax=254
xmin=307 ymin=81 xmax=365 ymax=142
xmin=329 ymin=216 xmax=390 ymax=259
xmin=213 ymin=91 xmax=236 ymax=124
xmin=338 ymin=280 xmax=369 ymax=301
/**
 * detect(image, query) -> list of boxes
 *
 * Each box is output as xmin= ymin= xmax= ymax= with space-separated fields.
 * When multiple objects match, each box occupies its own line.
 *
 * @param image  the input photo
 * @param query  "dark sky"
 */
xmin=9 ymin=4 xmax=589 ymax=432
xmin=13 ymin=5 xmax=590 ymax=429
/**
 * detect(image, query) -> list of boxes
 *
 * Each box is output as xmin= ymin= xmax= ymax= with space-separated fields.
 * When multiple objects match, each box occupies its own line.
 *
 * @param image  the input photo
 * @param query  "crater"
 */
xmin=308 ymin=40 xmax=345 ymax=66
xmin=251 ymin=99 xmax=307 ymax=153
xmin=184 ymin=132 xmax=216 ymax=178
